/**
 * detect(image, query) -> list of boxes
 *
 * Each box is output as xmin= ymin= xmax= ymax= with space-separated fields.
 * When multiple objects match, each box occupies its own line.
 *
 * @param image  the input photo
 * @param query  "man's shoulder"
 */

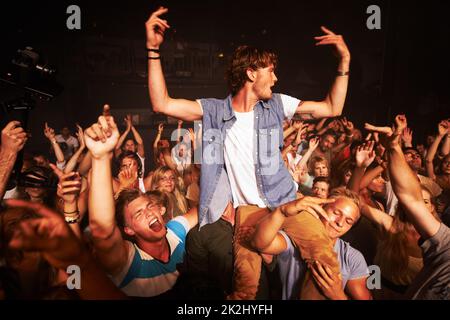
xmin=197 ymin=97 xmax=228 ymax=108
xmin=336 ymin=238 xmax=366 ymax=263
xmin=167 ymin=216 xmax=190 ymax=241
xmin=421 ymin=223 xmax=450 ymax=257
xmin=336 ymin=238 xmax=369 ymax=277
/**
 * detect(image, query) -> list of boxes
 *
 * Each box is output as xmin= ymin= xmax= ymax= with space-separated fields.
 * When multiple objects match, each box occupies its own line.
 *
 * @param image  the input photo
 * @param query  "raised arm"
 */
xmin=85 ymin=105 xmax=128 ymax=275
xmin=129 ymin=115 xmax=145 ymax=158
xmin=366 ymin=115 xmax=441 ymax=239
xmin=283 ymin=123 xmax=296 ymax=139
xmin=360 ymin=164 xmax=385 ymax=190
xmin=0 ymin=121 xmax=27 ymax=200
xmin=425 ymin=120 xmax=448 ymax=180
xmin=293 ymin=121 xmax=307 ymax=147
xmin=146 ymin=7 xmax=203 ymax=121
xmin=361 ymin=202 xmax=393 ymax=231
xmin=188 ymin=128 xmax=197 ymax=154
xmin=315 ymin=118 xmax=328 ymax=132
xmin=402 ymin=127 xmax=413 ymax=148
xmin=153 ymin=123 xmax=164 ymax=150
xmin=64 ymin=124 xmax=86 ymax=173
xmin=114 ymin=116 xmax=131 ymax=158
xmin=50 ymin=164 xmax=83 ymax=237
xmin=348 ymin=141 xmax=375 ymax=192
xmin=440 ymin=122 xmax=450 ymax=156
xmin=295 ymin=137 xmax=320 ymax=171
xmin=296 ymin=27 xmax=350 ymax=119
xmin=44 ymin=122 xmax=65 ymax=165
xmin=77 ymin=151 xmax=92 ymax=177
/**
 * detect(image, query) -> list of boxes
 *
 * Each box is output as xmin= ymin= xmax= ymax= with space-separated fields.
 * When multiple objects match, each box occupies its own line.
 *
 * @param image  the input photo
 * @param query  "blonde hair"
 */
xmin=308 ymin=156 xmax=330 ymax=176
xmin=378 ymin=185 xmax=437 ymax=283
xmin=150 ymin=166 xmax=188 ymax=216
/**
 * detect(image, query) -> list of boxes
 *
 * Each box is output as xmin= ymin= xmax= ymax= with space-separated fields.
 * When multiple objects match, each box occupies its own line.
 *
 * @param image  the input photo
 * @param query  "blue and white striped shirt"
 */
xmin=111 ymin=216 xmax=189 ymax=297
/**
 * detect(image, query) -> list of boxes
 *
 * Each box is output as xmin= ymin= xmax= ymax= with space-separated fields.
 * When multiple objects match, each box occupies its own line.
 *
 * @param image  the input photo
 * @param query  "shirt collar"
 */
xmin=223 ymin=95 xmax=271 ymax=121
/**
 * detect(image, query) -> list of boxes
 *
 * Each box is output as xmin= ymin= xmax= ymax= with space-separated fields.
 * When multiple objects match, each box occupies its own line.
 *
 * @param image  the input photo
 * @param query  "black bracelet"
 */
xmin=337 ymin=70 xmax=350 ymax=76
xmin=146 ymin=48 xmax=160 ymax=53
xmin=148 ymin=56 xmax=161 ymax=60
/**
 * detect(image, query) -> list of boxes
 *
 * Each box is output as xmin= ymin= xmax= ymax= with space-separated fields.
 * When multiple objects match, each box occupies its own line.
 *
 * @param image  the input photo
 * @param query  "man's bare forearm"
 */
xmin=0 ymin=149 xmax=17 ymax=201
xmin=89 ymin=156 xmax=116 ymax=237
xmin=387 ymin=145 xmax=440 ymax=238
xmin=148 ymin=58 xmax=170 ymax=114
xmin=348 ymin=167 xmax=366 ymax=193
xmin=440 ymin=134 xmax=450 ymax=156
xmin=325 ymin=59 xmax=350 ymax=116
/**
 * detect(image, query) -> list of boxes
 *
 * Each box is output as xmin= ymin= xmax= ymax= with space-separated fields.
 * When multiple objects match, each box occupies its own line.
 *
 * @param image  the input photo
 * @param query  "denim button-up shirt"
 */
xmin=198 ymin=93 xmax=297 ymax=228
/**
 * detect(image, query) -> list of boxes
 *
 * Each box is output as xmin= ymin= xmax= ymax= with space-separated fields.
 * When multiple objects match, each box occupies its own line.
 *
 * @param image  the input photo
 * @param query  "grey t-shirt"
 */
xmin=406 ymin=223 xmax=450 ymax=300
xmin=278 ymin=231 xmax=369 ymax=300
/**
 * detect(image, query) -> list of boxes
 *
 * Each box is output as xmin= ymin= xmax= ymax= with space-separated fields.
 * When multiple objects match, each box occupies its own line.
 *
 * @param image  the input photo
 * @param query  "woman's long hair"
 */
xmin=378 ymin=186 xmax=437 ymax=283
xmin=150 ymin=166 xmax=188 ymax=217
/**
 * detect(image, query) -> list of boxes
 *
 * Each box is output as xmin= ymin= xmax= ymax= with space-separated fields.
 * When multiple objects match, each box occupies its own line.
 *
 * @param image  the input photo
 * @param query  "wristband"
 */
xmin=337 ymin=70 xmax=350 ymax=76
xmin=146 ymin=48 xmax=160 ymax=53
xmin=64 ymin=209 xmax=79 ymax=215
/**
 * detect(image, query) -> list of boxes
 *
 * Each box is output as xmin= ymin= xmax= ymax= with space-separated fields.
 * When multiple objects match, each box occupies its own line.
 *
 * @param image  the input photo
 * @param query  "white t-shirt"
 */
xmin=137 ymin=153 xmax=145 ymax=178
xmin=224 ymin=94 xmax=300 ymax=208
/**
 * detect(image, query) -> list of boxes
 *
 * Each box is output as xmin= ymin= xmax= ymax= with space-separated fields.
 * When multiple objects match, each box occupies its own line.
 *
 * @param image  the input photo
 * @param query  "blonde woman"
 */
xmin=150 ymin=166 xmax=188 ymax=221
xmin=361 ymin=185 xmax=438 ymax=299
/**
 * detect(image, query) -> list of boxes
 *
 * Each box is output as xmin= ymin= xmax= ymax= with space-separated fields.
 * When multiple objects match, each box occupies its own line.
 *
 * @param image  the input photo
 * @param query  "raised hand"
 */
xmin=402 ymin=127 xmax=413 ymax=147
xmin=365 ymin=114 xmax=407 ymax=149
xmin=43 ymin=122 xmax=56 ymax=141
xmin=314 ymin=26 xmax=351 ymax=62
xmin=145 ymin=7 xmax=170 ymax=49
xmin=6 ymin=199 xmax=88 ymax=270
xmin=60 ymin=175 xmax=81 ymax=204
xmin=84 ymin=104 xmax=119 ymax=159
xmin=394 ymin=114 xmax=407 ymax=134
xmin=328 ymin=119 xmax=339 ymax=130
xmin=355 ymin=141 xmax=376 ymax=168
xmin=438 ymin=120 xmax=449 ymax=137
xmin=308 ymin=137 xmax=320 ymax=151
xmin=124 ymin=115 xmax=132 ymax=130
xmin=157 ymin=123 xmax=164 ymax=134
xmin=292 ymin=120 xmax=304 ymax=130
xmin=118 ymin=168 xmax=138 ymax=189
xmin=75 ymin=124 xmax=85 ymax=150
xmin=1 ymin=121 xmax=27 ymax=154
xmin=341 ymin=117 xmax=354 ymax=133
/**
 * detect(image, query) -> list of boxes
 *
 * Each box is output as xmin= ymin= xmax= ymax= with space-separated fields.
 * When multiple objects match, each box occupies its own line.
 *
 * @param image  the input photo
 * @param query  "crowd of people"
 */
xmin=0 ymin=7 xmax=448 ymax=300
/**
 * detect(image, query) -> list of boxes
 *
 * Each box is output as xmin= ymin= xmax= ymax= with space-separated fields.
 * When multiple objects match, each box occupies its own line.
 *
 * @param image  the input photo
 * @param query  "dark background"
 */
xmin=0 ymin=0 xmax=449 ymax=171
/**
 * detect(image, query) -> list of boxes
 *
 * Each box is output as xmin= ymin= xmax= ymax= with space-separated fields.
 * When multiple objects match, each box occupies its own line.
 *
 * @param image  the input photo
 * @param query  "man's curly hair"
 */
xmin=225 ymin=45 xmax=277 ymax=96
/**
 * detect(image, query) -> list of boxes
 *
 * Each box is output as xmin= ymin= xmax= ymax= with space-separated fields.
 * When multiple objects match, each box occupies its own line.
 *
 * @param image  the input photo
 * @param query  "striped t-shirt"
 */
xmin=111 ymin=216 xmax=189 ymax=297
